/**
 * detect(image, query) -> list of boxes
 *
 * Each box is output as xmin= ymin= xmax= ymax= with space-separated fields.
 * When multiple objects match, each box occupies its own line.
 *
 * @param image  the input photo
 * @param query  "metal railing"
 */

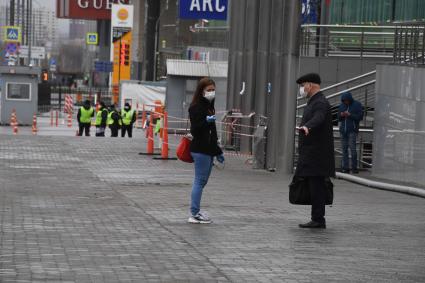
xmin=301 ymin=24 xmax=396 ymax=58
xmin=393 ymin=22 xmax=425 ymax=65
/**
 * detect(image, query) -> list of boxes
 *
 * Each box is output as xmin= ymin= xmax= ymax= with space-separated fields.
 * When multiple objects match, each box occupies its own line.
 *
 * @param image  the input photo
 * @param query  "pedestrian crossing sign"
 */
xmin=86 ymin=33 xmax=99 ymax=45
xmin=3 ymin=26 xmax=22 ymax=43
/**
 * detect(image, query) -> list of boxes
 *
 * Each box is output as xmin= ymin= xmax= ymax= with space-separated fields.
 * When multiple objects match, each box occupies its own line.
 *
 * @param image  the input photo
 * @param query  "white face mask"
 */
xmin=204 ymin=91 xmax=216 ymax=101
xmin=299 ymin=86 xmax=307 ymax=98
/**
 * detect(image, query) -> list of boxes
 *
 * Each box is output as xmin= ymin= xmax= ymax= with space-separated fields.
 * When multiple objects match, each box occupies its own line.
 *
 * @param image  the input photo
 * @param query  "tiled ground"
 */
xmin=0 ymin=134 xmax=424 ymax=282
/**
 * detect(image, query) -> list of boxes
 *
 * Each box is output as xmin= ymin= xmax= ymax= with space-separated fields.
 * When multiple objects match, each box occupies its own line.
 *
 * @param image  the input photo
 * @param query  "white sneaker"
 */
xmin=188 ymin=212 xmax=212 ymax=224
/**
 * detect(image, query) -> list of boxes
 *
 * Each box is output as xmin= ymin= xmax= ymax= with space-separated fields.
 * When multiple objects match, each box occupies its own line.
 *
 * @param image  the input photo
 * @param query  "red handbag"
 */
xmin=176 ymin=135 xmax=194 ymax=163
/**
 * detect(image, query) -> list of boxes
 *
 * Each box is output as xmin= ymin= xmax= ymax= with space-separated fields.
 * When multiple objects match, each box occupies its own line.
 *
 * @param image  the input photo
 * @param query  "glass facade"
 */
xmin=329 ymin=0 xmax=425 ymax=24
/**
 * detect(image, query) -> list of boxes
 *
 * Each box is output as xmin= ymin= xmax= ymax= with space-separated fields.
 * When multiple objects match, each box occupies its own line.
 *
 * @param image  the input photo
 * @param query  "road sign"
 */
xmin=94 ymin=61 xmax=113 ymax=73
xmin=6 ymin=43 xmax=18 ymax=55
xmin=50 ymin=58 xmax=57 ymax=66
xmin=3 ymin=26 xmax=22 ymax=43
xmin=19 ymin=46 xmax=46 ymax=59
xmin=179 ymin=0 xmax=228 ymax=20
xmin=86 ymin=33 xmax=99 ymax=45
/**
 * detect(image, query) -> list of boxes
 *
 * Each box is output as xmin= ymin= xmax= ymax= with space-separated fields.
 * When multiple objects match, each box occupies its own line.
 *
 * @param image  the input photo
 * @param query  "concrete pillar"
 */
xmin=143 ymin=0 xmax=160 ymax=81
xmin=227 ymin=0 xmax=301 ymax=173
xmin=97 ymin=20 xmax=111 ymax=87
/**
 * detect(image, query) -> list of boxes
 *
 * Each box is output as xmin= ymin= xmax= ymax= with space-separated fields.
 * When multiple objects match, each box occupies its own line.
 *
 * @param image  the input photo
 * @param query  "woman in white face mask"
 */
xmin=187 ymin=78 xmax=225 ymax=224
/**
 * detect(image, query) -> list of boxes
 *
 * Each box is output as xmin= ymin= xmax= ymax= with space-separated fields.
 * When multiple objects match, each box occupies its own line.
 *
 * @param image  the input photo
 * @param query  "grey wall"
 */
xmin=1 ymin=74 xmax=39 ymax=125
xmin=373 ymin=64 xmax=425 ymax=187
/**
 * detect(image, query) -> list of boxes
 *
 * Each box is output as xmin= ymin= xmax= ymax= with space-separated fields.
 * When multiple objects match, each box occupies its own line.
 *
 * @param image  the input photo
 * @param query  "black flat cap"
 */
xmin=296 ymin=73 xmax=321 ymax=85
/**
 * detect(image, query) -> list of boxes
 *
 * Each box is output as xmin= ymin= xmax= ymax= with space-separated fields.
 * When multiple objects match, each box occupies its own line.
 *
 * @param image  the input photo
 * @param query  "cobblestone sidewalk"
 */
xmin=0 ymin=135 xmax=424 ymax=282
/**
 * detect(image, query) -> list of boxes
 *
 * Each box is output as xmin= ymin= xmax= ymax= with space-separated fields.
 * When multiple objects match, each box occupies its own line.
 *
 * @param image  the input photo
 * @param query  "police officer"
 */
xmin=108 ymin=104 xmax=121 ymax=137
xmin=121 ymin=103 xmax=136 ymax=138
xmin=95 ymin=101 xmax=108 ymax=137
xmin=77 ymin=100 xmax=94 ymax=136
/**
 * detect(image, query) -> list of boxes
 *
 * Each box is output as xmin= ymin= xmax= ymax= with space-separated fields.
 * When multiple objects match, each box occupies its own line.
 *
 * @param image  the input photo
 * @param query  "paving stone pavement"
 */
xmin=0 ymin=134 xmax=424 ymax=283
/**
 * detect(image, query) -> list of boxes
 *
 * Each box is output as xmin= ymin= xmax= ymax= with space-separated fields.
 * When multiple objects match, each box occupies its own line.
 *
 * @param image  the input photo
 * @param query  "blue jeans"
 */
xmin=342 ymin=132 xmax=358 ymax=170
xmin=190 ymin=152 xmax=214 ymax=216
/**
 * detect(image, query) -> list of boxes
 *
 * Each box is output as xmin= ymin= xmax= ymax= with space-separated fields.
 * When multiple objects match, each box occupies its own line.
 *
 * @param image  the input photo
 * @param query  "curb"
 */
xmin=336 ymin=172 xmax=425 ymax=198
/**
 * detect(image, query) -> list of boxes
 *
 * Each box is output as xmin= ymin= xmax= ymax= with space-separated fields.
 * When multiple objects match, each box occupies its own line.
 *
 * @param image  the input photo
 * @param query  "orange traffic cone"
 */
xmin=153 ymin=112 xmax=177 ymax=160
xmin=139 ymin=114 xmax=160 ymax=156
xmin=10 ymin=110 xmax=18 ymax=135
xmin=32 ymin=113 xmax=38 ymax=135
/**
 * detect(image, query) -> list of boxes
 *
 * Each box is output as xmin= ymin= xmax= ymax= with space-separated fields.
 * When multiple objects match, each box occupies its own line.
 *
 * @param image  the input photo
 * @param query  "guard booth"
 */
xmin=0 ymin=66 xmax=41 ymax=125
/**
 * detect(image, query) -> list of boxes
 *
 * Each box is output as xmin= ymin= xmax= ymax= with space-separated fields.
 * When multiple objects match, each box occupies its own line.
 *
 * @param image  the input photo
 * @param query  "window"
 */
xmin=6 ymin=83 xmax=31 ymax=101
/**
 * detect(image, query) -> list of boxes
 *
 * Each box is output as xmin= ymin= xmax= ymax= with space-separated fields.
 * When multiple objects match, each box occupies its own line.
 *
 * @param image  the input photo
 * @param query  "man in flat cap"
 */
xmin=295 ymin=73 xmax=335 ymax=229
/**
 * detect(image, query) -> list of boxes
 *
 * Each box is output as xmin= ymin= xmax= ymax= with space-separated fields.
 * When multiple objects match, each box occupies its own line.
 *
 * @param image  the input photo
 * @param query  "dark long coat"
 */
xmin=295 ymin=92 xmax=335 ymax=177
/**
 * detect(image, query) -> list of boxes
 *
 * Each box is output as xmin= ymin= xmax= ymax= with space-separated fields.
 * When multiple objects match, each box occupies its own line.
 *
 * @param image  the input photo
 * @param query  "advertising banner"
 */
xmin=179 ymin=0 xmax=228 ymax=20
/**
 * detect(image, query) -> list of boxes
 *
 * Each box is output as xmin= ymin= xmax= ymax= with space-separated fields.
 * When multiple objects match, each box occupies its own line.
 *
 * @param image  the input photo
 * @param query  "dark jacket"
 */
xmin=295 ymin=92 xmax=335 ymax=177
xmin=109 ymin=110 xmax=121 ymax=128
xmin=98 ymin=107 xmax=108 ymax=128
xmin=338 ymin=92 xmax=363 ymax=135
xmin=189 ymin=98 xmax=223 ymax=156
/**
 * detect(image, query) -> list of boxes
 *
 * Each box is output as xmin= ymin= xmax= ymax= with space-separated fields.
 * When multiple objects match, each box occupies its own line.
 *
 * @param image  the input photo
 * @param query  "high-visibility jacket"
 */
xmin=121 ymin=109 xmax=135 ymax=126
xmin=107 ymin=111 xmax=122 ymax=126
xmin=95 ymin=109 xmax=108 ymax=126
xmin=80 ymin=107 xmax=94 ymax=123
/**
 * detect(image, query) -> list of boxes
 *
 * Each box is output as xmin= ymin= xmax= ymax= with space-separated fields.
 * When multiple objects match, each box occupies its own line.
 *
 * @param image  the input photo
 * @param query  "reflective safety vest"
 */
xmin=95 ymin=109 xmax=108 ymax=126
xmin=80 ymin=107 xmax=94 ymax=123
xmin=121 ymin=109 xmax=135 ymax=126
xmin=107 ymin=111 xmax=122 ymax=126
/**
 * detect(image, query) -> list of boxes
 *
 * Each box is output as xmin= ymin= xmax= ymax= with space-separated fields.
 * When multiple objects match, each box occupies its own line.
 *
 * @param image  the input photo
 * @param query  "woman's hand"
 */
xmin=216 ymin=154 xmax=225 ymax=164
xmin=206 ymin=115 xmax=216 ymax=123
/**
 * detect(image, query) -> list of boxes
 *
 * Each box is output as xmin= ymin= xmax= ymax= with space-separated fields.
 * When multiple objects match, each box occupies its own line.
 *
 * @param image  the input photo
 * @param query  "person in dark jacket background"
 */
xmin=188 ymin=78 xmax=224 ymax=224
xmin=338 ymin=92 xmax=363 ymax=174
xmin=77 ymin=100 xmax=94 ymax=136
xmin=95 ymin=101 xmax=108 ymax=137
xmin=295 ymin=73 xmax=335 ymax=229
xmin=108 ymin=104 xmax=121 ymax=137
xmin=121 ymin=103 xmax=136 ymax=138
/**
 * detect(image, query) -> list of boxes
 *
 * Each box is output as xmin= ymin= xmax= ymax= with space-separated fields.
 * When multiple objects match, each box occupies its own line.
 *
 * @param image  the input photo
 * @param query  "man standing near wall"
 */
xmin=295 ymin=73 xmax=335 ymax=229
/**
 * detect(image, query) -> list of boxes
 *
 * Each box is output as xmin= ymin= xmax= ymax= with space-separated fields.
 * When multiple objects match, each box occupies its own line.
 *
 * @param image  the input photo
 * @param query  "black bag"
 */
xmin=289 ymin=176 xmax=334 ymax=205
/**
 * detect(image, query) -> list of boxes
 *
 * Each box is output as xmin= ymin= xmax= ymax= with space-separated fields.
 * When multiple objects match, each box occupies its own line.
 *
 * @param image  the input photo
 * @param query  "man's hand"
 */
xmin=344 ymin=111 xmax=351 ymax=116
xmin=301 ymin=126 xmax=310 ymax=136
